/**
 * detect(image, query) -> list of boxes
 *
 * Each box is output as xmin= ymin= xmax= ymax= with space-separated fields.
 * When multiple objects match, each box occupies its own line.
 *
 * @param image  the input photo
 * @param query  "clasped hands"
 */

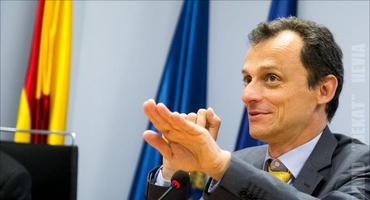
xmin=143 ymin=99 xmax=231 ymax=181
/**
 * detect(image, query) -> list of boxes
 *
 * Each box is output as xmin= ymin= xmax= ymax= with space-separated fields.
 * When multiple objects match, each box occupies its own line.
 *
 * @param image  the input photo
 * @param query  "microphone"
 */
xmin=158 ymin=170 xmax=190 ymax=200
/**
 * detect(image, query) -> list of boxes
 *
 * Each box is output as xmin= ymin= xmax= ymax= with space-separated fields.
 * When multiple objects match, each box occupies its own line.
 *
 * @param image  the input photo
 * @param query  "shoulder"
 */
xmin=232 ymin=145 xmax=267 ymax=163
xmin=321 ymin=132 xmax=369 ymax=192
xmin=332 ymin=133 xmax=369 ymax=165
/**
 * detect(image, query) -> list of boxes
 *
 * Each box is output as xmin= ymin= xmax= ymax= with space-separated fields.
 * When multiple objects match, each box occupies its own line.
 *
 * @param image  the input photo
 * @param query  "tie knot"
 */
xmin=266 ymin=158 xmax=292 ymax=183
xmin=269 ymin=159 xmax=289 ymax=172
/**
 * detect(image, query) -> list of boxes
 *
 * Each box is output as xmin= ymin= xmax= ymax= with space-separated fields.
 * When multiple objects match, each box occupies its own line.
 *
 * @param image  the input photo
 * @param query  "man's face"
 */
xmin=242 ymin=31 xmax=320 ymax=144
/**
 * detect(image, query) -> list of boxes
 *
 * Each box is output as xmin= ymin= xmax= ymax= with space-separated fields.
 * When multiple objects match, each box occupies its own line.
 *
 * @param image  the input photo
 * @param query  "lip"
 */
xmin=248 ymin=110 xmax=271 ymax=121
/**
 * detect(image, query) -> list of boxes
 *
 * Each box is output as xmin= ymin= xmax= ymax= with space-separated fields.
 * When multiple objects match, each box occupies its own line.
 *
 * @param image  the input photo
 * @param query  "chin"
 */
xmin=249 ymin=126 xmax=270 ymax=141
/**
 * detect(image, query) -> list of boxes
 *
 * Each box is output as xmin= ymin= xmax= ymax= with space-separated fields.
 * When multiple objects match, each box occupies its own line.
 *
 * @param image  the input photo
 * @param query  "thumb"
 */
xmin=143 ymin=130 xmax=172 ymax=159
xmin=206 ymin=107 xmax=221 ymax=140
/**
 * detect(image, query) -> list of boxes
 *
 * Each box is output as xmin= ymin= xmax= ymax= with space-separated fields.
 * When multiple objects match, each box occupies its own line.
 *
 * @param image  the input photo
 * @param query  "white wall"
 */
xmin=1 ymin=1 xmax=368 ymax=199
xmin=70 ymin=2 xmax=182 ymax=199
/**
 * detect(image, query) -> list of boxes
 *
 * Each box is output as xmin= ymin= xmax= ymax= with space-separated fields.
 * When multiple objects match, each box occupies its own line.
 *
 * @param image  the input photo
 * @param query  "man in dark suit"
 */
xmin=0 ymin=151 xmax=32 ymax=200
xmin=142 ymin=17 xmax=370 ymax=199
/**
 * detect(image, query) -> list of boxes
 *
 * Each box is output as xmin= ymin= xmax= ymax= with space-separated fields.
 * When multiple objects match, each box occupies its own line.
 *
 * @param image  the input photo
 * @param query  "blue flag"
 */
xmin=128 ymin=1 xmax=209 ymax=199
xmin=235 ymin=0 xmax=297 ymax=151
xmin=268 ymin=0 xmax=297 ymax=21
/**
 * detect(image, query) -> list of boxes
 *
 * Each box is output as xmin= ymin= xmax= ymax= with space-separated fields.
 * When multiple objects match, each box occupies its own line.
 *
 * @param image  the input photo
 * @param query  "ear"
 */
xmin=316 ymin=75 xmax=338 ymax=105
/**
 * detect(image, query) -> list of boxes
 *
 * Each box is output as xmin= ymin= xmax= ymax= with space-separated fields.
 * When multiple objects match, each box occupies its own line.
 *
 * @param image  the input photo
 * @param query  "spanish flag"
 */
xmin=15 ymin=0 xmax=72 ymax=146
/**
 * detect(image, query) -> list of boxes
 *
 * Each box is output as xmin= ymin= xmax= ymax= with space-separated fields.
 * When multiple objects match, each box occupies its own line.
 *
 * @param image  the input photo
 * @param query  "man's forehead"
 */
xmin=247 ymin=30 xmax=303 ymax=54
xmin=243 ymin=31 xmax=304 ymax=72
xmin=242 ymin=64 xmax=283 ymax=75
xmin=270 ymin=30 xmax=301 ymax=48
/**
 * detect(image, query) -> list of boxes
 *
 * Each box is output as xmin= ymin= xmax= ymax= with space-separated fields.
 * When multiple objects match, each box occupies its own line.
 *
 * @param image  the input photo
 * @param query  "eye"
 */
xmin=243 ymin=75 xmax=252 ymax=86
xmin=265 ymin=73 xmax=280 ymax=83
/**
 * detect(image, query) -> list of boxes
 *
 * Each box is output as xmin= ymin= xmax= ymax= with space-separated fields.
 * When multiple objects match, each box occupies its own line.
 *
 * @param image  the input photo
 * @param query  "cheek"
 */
xmin=270 ymin=95 xmax=287 ymax=123
xmin=281 ymin=89 xmax=317 ymax=121
xmin=261 ymin=91 xmax=286 ymax=120
xmin=265 ymin=87 xmax=314 ymax=122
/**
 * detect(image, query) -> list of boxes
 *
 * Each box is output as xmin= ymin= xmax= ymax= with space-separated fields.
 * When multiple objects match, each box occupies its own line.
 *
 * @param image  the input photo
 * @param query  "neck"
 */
xmin=268 ymin=116 xmax=327 ymax=158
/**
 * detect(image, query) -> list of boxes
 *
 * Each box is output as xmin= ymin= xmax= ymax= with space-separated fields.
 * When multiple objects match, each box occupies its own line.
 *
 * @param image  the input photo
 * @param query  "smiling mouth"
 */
xmin=249 ymin=113 xmax=268 ymax=116
xmin=248 ymin=111 xmax=271 ymax=120
xmin=249 ymin=111 xmax=269 ymax=115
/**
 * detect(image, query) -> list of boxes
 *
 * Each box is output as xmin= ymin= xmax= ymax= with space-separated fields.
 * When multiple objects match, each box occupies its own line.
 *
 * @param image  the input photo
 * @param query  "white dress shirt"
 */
xmin=264 ymin=132 xmax=322 ymax=180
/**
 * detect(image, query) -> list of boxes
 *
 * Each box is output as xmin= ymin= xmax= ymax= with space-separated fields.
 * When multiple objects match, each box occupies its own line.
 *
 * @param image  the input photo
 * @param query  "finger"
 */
xmin=143 ymin=130 xmax=172 ymax=159
xmin=196 ymin=109 xmax=207 ymax=127
xmin=143 ymin=99 xmax=172 ymax=132
xmin=143 ymin=99 xmax=160 ymax=124
xmin=207 ymin=107 xmax=221 ymax=140
xmin=170 ymin=112 xmax=205 ymax=136
xmin=186 ymin=112 xmax=197 ymax=123
xmin=157 ymin=107 xmax=208 ymax=142
xmin=156 ymin=103 xmax=182 ymax=131
xmin=180 ymin=113 xmax=187 ymax=119
xmin=162 ymin=134 xmax=169 ymax=143
xmin=156 ymin=103 xmax=173 ymax=120
xmin=206 ymin=107 xmax=214 ymax=121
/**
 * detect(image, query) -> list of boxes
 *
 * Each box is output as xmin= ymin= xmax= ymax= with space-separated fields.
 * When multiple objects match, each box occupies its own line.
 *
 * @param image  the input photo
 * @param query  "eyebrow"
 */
xmin=242 ymin=65 xmax=282 ymax=75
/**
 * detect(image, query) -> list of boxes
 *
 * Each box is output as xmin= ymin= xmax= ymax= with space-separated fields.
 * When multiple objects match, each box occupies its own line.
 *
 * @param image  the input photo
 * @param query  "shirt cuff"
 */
xmin=154 ymin=167 xmax=171 ymax=187
xmin=207 ymin=179 xmax=220 ymax=193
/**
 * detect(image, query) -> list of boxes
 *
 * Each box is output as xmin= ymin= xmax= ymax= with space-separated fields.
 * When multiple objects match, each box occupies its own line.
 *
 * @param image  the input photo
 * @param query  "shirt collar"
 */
xmin=264 ymin=132 xmax=322 ymax=178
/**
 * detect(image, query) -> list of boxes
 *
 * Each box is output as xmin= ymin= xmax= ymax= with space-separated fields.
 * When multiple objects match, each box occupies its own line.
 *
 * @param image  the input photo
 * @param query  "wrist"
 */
xmin=208 ymin=150 xmax=231 ymax=181
xmin=162 ymin=166 xmax=177 ymax=180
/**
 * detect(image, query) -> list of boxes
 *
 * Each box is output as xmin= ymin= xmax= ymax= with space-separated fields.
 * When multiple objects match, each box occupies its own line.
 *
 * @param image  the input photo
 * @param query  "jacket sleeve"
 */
xmin=203 ymin=153 xmax=369 ymax=200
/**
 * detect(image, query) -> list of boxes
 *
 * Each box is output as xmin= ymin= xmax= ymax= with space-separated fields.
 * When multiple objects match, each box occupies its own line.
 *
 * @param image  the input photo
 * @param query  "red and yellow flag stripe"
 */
xmin=15 ymin=0 xmax=72 ymax=146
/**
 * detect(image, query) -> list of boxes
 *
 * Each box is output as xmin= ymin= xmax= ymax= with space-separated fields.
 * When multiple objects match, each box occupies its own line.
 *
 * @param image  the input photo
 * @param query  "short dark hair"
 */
xmin=248 ymin=16 xmax=344 ymax=121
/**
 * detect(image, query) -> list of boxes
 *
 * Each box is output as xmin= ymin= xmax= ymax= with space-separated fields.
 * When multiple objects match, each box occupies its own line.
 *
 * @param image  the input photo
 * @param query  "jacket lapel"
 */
xmin=292 ymin=126 xmax=338 ymax=195
xmin=249 ymin=145 xmax=268 ymax=169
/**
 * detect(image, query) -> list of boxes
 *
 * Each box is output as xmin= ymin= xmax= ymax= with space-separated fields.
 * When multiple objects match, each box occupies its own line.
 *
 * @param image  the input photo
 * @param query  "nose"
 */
xmin=242 ymin=81 xmax=263 ymax=105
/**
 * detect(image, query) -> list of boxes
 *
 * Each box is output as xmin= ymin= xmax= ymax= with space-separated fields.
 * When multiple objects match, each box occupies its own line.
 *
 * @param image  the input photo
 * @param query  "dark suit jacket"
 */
xmin=0 ymin=151 xmax=32 ymax=200
xmin=146 ymin=127 xmax=370 ymax=199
